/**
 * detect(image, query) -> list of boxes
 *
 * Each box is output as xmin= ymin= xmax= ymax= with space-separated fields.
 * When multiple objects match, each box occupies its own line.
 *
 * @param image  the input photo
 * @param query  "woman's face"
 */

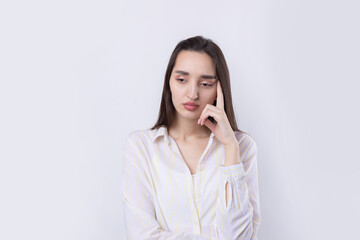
xmin=169 ymin=50 xmax=218 ymax=121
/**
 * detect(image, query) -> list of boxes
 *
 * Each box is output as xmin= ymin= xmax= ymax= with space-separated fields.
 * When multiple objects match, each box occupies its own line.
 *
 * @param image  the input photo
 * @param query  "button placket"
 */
xmin=188 ymin=174 xmax=201 ymax=234
xmin=193 ymin=219 xmax=201 ymax=234
xmin=166 ymin=130 xmax=214 ymax=235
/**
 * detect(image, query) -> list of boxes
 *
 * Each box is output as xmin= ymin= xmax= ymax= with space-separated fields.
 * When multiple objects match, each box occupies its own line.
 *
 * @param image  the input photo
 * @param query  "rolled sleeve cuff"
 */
xmin=218 ymin=163 xmax=246 ymax=212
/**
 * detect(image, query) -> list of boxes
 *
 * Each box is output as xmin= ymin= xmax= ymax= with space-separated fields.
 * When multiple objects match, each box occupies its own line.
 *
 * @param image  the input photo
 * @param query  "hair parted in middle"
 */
xmin=150 ymin=35 xmax=242 ymax=133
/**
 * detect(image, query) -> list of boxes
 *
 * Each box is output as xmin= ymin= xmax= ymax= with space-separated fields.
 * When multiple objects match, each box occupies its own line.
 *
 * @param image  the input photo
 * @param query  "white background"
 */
xmin=1 ymin=0 xmax=359 ymax=239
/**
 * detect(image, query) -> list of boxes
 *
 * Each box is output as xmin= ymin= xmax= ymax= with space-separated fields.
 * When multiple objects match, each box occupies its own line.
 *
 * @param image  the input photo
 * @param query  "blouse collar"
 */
xmin=152 ymin=125 xmax=215 ymax=144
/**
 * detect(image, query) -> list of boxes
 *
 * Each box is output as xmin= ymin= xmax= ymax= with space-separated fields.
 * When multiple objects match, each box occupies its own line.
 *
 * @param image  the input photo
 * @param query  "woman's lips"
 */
xmin=184 ymin=104 xmax=199 ymax=111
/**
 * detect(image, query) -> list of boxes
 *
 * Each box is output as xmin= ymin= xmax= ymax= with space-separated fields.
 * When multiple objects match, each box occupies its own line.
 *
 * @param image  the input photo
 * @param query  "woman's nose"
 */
xmin=188 ymin=83 xmax=199 ymax=100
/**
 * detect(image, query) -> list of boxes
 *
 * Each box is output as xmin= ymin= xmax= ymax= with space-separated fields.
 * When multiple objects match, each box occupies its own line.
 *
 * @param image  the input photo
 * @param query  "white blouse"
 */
xmin=121 ymin=125 xmax=261 ymax=240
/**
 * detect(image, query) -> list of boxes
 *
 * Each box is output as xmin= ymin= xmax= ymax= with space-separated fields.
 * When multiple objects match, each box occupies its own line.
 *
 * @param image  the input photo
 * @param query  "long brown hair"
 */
xmin=150 ymin=35 xmax=243 ymax=133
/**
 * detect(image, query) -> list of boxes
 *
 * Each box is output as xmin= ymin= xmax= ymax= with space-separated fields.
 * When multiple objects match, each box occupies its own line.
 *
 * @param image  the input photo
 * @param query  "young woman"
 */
xmin=121 ymin=36 xmax=260 ymax=240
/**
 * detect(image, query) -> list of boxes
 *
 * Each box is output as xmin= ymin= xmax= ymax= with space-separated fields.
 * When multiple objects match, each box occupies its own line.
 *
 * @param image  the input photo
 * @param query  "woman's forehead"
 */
xmin=173 ymin=51 xmax=216 ymax=75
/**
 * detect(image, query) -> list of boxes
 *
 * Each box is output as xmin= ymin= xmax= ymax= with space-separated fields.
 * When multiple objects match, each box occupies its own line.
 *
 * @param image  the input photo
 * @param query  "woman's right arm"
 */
xmin=121 ymin=135 xmax=212 ymax=240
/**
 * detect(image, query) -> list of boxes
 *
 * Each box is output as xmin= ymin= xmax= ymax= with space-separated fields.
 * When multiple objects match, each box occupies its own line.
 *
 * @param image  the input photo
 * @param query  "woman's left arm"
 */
xmin=211 ymin=136 xmax=260 ymax=240
xmin=198 ymin=81 xmax=261 ymax=239
xmin=241 ymin=140 xmax=261 ymax=238
xmin=215 ymin=137 xmax=261 ymax=240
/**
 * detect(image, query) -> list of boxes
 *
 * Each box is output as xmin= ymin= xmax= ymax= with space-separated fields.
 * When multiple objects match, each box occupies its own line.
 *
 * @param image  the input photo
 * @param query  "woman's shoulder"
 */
xmin=124 ymin=127 xmax=159 ymax=145
xmin=234 ymin=130 xmax=258 ymax=153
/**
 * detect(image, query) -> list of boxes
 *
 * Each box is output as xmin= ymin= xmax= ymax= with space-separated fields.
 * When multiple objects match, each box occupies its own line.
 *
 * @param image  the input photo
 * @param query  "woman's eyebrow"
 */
xmin=174 ymin=70 xmax=217 ymax=80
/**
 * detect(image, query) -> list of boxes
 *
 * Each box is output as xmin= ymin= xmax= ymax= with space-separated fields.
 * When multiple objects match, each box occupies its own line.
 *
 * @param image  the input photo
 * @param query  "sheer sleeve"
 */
xmin=214 ymin=136 xmax=261 ymax=240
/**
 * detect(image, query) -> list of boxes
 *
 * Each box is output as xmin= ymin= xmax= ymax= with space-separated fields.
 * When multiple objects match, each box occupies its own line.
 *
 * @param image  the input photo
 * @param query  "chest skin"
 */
xmin=172 ymin=137 xmax=210 ymax=175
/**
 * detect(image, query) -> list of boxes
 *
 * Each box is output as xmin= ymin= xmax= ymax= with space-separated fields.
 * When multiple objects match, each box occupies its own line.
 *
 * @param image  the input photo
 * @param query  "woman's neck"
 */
xmin=168 ymin=117 xmax=211 ymax=141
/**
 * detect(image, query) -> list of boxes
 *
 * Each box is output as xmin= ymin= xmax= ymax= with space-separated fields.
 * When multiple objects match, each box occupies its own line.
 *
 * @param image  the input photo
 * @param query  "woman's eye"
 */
xmin=176 ymin=79 xmax=212 ymax=87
